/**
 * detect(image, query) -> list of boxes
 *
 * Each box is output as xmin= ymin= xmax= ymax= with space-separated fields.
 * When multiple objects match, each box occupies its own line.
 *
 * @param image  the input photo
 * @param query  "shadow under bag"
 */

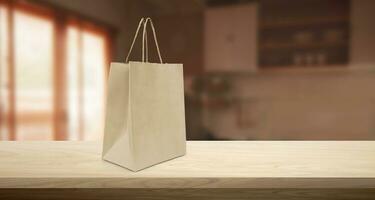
xmin=102 ymin=18 xmax=186 ymax=171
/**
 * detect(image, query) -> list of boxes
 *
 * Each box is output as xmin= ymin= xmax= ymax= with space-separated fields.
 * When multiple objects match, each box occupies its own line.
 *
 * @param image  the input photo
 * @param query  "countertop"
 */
xmin=1 ymin=141 xmax=375 ymax=189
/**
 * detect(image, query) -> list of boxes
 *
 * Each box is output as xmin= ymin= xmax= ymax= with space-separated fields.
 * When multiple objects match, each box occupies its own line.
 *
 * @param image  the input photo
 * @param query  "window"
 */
xmin=14 ymin=9 xmax=54 ymax=140
xmin=66 ymin=25 xmax=107 ymax=140
xmin=0 ymin=5 xmax=9 ymax=140
xmin=0 ymin=1 xmax=112 ymax=141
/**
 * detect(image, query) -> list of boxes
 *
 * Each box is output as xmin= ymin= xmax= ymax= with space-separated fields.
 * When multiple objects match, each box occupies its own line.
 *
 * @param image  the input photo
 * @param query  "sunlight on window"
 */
xmin=67 ymin=26 xmax=106 ymax=141
xmin=14 ymin=10 xmax=54 ymax=140
xmin=82 ymin=31 xmax=106 ymax=141
xmin=0 ymin=6 xmax=9 ymax=140
xmin=66 ymin=27 xmax=80 ymax=140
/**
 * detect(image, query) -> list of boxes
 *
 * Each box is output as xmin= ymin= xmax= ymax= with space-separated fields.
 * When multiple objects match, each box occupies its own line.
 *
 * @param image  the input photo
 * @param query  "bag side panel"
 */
xmin=102 ymin=63 xmax=134 ymax=169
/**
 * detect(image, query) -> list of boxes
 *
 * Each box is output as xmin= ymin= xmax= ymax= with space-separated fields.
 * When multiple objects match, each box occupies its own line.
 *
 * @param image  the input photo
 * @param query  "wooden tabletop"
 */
xmin=0 ymin=141 xmax=375 ymax=189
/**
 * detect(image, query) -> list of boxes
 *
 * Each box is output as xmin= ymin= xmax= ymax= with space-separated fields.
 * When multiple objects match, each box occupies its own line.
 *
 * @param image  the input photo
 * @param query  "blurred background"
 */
xmin=0 ymin=0 xmax=374 ymax=141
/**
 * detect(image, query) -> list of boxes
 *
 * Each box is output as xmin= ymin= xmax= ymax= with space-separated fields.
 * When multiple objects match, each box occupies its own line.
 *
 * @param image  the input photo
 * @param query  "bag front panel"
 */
xmin=129 ymin=61 xmax=186 ymax=169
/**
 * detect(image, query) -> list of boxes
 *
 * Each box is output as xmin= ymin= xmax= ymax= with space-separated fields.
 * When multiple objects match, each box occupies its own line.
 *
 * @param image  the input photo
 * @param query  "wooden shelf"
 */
xmin=260 ymin=16 xmax=348 ymax=29
xmin=258 ymin=0 xmax=350 ymax=68
xmin=260 ymin=41 xmax=347 ymax=51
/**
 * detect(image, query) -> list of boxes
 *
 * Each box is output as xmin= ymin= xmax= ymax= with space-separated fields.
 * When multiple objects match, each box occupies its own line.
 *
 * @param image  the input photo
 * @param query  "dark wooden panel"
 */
xmin=1 ymin=189 xmax=375 ymax=200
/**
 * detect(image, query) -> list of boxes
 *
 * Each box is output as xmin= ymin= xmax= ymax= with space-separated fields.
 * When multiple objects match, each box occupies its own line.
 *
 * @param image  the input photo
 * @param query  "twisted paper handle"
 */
xmin=125 ymin=18 xmax=163 ymax=63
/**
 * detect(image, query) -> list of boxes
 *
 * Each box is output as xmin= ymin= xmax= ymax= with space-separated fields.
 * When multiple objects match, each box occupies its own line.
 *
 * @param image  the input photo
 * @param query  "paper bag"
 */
xmin=102 ymin=18 xmax=186 ymax=171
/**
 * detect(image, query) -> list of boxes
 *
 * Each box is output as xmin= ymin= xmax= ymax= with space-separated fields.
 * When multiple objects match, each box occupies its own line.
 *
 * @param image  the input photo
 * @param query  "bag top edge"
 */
xmin=111 ymin=61 xmax=182 ymax=65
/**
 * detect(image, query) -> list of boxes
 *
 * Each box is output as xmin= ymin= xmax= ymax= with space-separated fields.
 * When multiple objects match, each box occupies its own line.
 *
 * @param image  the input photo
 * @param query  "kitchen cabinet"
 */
xmin=204 ymin=3 xmax=258 ymax=72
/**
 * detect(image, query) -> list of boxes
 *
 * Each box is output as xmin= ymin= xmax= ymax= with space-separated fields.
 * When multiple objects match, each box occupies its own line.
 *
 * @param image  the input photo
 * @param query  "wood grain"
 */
xmin=0 ymin=141 xmax=375 ymax=189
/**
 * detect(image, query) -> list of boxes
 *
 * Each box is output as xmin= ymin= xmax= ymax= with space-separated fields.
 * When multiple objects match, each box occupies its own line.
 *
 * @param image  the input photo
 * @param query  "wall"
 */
xmin=350 ymin=0 xmax=375 ymax=66
xmin=202 ymin=0 xmax=375 ymax=140
xmin=41 ymin=0 xmax=153 ymax=62
xmin=42 ymin=0 xmax=204 ymax=73
xmin=41 ymin=0 xmax=375 ymax=140
xmin=203 ymin=69 xmax=375 ymax=140
xmin=152 ymin=13 xmax=204 ymax=75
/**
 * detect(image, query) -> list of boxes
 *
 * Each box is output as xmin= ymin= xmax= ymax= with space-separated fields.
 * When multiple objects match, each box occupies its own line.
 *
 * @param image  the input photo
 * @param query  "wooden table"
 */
xmin=0 ymin=141 xmax=375 ymax=200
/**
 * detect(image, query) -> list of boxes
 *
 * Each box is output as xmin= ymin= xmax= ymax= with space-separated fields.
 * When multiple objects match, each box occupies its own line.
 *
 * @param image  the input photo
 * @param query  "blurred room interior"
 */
xmin=0 ymin=0 xmax=374 ymax=141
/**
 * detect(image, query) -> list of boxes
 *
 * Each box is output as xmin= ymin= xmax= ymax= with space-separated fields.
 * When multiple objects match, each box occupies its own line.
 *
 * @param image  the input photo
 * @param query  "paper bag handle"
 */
xmin=125 ymin=18 xmax=146 ymax=63
xmin=142 ymin=18 xmax=163 ymax=64
xmin=125 ymin=18 xmax=163 ymax=64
